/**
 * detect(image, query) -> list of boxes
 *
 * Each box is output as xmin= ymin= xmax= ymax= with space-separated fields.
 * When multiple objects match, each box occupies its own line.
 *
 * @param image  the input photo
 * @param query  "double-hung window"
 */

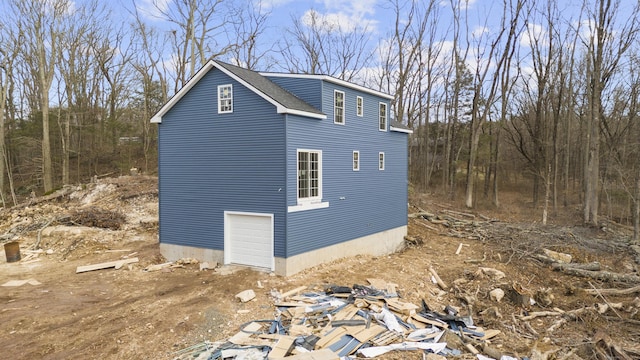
xmin=378 ymin=152 xmax=385 ymax=170
xmin=353 ymin=151 xmax=360 ymax=171
xmin=218 ymin=84 xmax=233 ymax=113
xmin=334 ymin=90 xmax=345 ymax=124
xmin=297 ymin=150 xmax=322 ymax=203
xmin=379 ymin=102 xmax=387 ymax=131
xmin=356 ymin=96 xmax=363 ymax=117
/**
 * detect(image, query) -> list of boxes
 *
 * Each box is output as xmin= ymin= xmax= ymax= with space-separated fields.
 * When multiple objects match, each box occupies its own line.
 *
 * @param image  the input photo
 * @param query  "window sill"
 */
xmin=288 ymin=201 xmax=329 ymax=213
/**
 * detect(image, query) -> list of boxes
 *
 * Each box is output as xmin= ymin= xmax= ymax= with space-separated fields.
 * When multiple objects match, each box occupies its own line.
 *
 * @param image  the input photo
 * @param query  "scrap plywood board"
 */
xmin=385 ymin=298 xmax=419 ymax=315
xmin=267 ymin=335 xmax=297 ymax=359
xmin=332 ymin=304 xmax=359 ymax=321
xmin=76 ymin=257 xmax=139 ymax=273
xmin=411 ymin=314 xmax=449 ymax=328
xmin=349 ymin=324 xmax=387 ymax=343
xmin=229 ymin=322 xmax=272 ymax=346
xmin=315 ymin=327 xmax=348 ymax=349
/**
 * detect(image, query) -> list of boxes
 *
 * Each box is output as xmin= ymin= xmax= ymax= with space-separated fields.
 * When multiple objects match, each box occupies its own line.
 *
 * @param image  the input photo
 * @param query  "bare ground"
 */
xmin=1 ymin=176 xmax=639 ymax=359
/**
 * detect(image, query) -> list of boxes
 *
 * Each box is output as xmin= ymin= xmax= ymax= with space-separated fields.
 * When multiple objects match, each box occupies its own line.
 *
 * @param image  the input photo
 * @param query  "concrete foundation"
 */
xmin=160 ymin=243 xmax=224 ymax=265
xmin=159 ymin=225 xmax=407 ymax=276
xmin=275 ymin=225 xmax=407 ymax=276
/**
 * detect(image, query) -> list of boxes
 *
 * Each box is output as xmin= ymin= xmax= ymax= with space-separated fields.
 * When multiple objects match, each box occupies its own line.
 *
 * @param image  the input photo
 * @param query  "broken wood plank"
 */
xmin=520 ymin=310 xmax=563 ymax=321
xmin=455 ymin=243 xmax=469 ymax=255
xmin=267 ymin=335 xmax=297 ymax=359
xmin=349 ymin=324 xmax=387 ymax=343
xmin=428 ymin=266 xmax=448 ymax=290
xmin=480 ymin=329 xmax=501 ymax=341
xmin=76 ymin=257 xmax=139 ymax=273
xmin=332 ymin=304 xmax=359 ymax=321
xmin=316 ymin=327 xmax=348 ymax=349
xmin=411 ymin=314 xmax=448 ymax=328
xmin=281 ymin=286 xmax=307 ymax=299
xmin=385 ymin=298 xmax=419 ymax=316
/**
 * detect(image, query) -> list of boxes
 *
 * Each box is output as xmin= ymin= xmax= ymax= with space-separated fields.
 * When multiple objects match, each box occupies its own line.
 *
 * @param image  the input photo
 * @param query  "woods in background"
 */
xmin=0 ymin=0 xmax=639 ymax=233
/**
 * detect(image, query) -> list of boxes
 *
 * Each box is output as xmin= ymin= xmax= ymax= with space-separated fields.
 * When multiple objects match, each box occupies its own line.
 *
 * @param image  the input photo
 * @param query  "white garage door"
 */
xmin=224 ymin=212 xmax=274 ymax=270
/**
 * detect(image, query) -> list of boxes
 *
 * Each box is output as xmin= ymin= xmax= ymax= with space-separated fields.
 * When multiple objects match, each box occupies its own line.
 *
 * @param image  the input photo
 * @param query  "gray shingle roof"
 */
xmin=214 ymin=61 xmax=324 ymax=116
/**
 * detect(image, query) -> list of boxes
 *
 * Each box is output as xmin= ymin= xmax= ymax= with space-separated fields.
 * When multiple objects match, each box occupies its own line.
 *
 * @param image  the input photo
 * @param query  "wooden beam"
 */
xmin=76 ymin=258 xmax=139 ymax=273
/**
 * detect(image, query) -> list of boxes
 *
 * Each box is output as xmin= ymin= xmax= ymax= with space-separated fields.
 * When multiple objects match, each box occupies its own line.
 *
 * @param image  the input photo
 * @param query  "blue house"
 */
xmin=151 ymin=60 xmax=412 ymax=275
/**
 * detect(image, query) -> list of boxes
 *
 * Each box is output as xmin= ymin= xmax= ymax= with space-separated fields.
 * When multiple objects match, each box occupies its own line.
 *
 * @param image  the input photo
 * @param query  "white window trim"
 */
xmin=334 ymin=90 xmax=345 ymax=125
xmin=378 ymin=152 xmax=385 ymax=170
xmin=288 ymin=202 xmax=329 ymax=213
xmin=356 ymin=96 xmax=363 ymax=117
xmin=292 ymin=149 xmax=328 ymax=212
xmin=379 ymin=102 xmax=387 ymax=132
xmin=353 ymin=150 xmax=360 ymax=171
xmin=218 ymin=84 xmax=233 ymax=114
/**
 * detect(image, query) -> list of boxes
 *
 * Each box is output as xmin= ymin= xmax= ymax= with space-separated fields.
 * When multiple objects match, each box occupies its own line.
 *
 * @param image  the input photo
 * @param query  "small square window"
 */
xmin=218 ymin=84 xmax=233 ymax=113
xmin=356 ymin=96 xmax=363 ymax=117
xmin=378 ymin=152 xmax=385 ymax=170
xmin=334 ymin=90 xmax=345 ymax=124
xmin=353 ymin=151 xmax=360 ymax=171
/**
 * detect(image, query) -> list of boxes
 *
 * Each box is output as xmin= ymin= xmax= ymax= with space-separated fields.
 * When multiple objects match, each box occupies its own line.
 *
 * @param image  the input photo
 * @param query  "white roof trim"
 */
xmin=278 ymin=107 xmax=326 ymax=119
xmin=260 ymin=72 xmax=394 ymax=100
xmin=151 ymin=60 xmax=326 ymax=123
xmin=390 ymin=126 xmax=413 ymax=134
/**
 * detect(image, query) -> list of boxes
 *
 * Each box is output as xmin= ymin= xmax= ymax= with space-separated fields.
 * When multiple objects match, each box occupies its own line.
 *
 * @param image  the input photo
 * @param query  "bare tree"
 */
xmin=280 ymin=9 xmax=374 ymax=82
xmin=581 ymin=0 xmax=639 ymax=225
xmin=152 ymin=0 xmax=236 ymax=92
xmin=0 ymin=23 xmax=20 ymax=205
xmin=228 ymin=0 xmax=274 ymax=70
xmin=10 ymin=0 xmax=71 ymax=192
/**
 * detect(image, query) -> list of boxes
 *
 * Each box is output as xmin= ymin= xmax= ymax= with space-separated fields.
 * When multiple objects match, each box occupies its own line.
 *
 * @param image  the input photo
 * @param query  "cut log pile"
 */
xmin=172 ymin=279 xmax=504 ymax=360
xmin=409 ymin=207 xmax=495 ymax=241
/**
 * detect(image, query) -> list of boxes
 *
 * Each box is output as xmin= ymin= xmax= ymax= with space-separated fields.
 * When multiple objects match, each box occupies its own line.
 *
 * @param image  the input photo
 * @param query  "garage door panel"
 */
xmin=225 ymin=212 xmax=274 ymax=270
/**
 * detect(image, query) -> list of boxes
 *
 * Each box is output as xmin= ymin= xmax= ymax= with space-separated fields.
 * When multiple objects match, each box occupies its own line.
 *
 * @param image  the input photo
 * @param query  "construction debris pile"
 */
xmin=173 ymin=279 xmax=509 ymax=360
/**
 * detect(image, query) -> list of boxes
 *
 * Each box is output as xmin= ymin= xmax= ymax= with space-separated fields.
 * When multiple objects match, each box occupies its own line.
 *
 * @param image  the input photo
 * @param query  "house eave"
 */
xmin=150 ymin=60 xmax=326 ymax=124
xmin=390 ymin=126 xmax=413 ymax=134
xmin=278 ymin=106 xmax=327 ymax=119
xmin=260 ymin=72 xmax=394 ymax=100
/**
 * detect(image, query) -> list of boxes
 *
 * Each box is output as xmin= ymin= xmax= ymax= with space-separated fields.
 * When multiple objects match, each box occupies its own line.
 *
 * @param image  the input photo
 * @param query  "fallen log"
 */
xmin=550 ymin=261 xmax=601 ymax=271
xmin=554 ymin=267 xmax=640 ymax=283
xmin=408 ymin=211 xmax=435 ymax=219
xmin=584 ymin=285 xmax=640 ymax=296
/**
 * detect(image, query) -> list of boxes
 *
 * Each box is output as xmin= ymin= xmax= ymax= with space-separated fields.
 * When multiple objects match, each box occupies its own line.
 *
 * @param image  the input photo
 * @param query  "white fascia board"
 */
xmin=277 ymin=106 xmax=327 ymax=119
xmin=390 ymin=126 xmax=413 ymax=134
xmin=150 ymin=61 xmax=217 ymax=124
xmin=261 ymin=72 xmax=394 ymax=100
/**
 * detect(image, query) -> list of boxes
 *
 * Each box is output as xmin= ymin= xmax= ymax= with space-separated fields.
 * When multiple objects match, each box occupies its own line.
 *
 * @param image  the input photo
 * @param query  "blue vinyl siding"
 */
xmin=265 ymin=77 xmax=323 ymax=110
xmin=158 ymin=69 xmax=287 ymax=257
xmin=284 ymin=83 xmax=407 ymax=257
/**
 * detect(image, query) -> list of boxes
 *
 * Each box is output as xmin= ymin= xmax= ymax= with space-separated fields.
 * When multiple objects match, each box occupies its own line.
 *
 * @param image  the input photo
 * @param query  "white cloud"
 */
xmin=258 ymin=0 xmax=296 ymax=12
xmin=136 ymin=0 xmax=171 ymax=20
xmin=301 ymin=9 xmax=371 ymax=33
xmin=471 ymin=26 xmax=489 ymax=39
xmin=520 ymin=23 xmax=546 ymax=47
xmin=439 ymin=0 xmax=477 ymax=10
xmin=299 ymin=0 xmax=379 ymax=33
